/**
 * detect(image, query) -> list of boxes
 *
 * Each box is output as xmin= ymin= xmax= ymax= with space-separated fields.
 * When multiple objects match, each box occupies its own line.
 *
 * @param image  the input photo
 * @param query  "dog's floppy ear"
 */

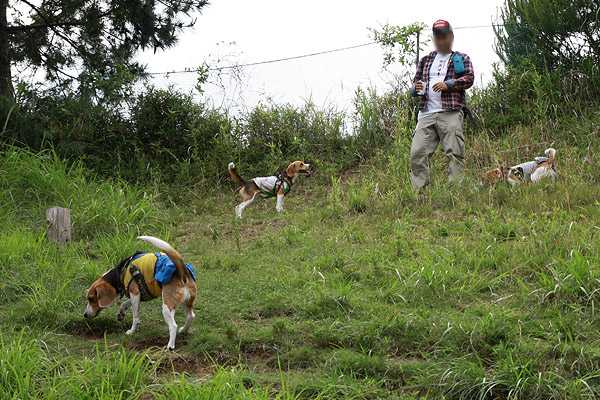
xmin=286 ymin=162 xmax=296 ymax=177
xmin=516 ymin=167 xmax=524 ymax=177
xmin=96 ymin=283 xmax=116 ymax=308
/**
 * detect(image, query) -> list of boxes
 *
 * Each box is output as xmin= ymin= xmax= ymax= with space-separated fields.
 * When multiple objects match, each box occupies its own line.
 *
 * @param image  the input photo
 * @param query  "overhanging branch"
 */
xmin=4 ymin=20 xmax=84 ymax=33
xmin=3 ymin=0 xmax=85 ymax=33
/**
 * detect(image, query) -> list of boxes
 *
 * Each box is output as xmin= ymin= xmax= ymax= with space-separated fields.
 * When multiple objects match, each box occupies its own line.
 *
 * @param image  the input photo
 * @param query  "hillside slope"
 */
xmin=1 ymin=120 xmax=600 ymax=399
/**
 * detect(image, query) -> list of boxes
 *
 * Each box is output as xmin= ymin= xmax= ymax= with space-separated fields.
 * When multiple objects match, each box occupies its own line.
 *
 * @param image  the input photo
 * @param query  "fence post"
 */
xmin=416 ymin=30 xmax=420 ymax=68
xmin=46 ymin=207 xmax=71 ymax=248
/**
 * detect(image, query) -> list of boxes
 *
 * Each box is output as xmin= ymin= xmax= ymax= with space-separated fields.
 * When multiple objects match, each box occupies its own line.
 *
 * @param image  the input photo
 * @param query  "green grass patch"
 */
xmin=2 ymin=118 xmax=600 ymax=398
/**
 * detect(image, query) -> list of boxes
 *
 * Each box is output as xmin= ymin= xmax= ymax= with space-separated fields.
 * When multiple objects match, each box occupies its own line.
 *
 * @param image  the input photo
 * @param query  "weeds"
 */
xmin=1 ymin=93 xmax=600 ymax=398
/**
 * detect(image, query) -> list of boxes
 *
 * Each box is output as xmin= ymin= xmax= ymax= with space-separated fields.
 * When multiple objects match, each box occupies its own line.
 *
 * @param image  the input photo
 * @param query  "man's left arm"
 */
xmin=445 ymin=54 xmax=474 ymax=90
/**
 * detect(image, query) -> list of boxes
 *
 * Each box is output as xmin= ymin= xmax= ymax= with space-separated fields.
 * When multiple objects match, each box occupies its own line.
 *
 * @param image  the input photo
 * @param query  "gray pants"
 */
xmin=410 ymin=110 xmax=465 ymax=191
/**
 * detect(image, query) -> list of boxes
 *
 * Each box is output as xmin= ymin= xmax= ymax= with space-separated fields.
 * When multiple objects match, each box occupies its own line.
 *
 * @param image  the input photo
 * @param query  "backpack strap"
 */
xmin=272 ymin=171 xmax=293 ymax=196
xmin=127 ymin=263 xmax=158 ymax=301
xmin=116 ymin=251 xmax=143 ymax=299
xmin=272 ymin=173 xmax=283 ymax=197
xmin=465 ymin=108 xmax=480 ymax=132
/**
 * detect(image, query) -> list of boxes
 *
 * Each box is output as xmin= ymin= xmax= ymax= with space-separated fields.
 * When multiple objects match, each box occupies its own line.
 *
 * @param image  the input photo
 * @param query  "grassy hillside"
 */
xmin=1 ymin=114 xmax=600 ymax=398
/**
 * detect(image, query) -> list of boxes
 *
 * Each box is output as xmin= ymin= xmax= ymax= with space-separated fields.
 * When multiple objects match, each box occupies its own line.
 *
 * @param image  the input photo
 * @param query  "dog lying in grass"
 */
xmin=481 ymin=148 xmax=557 ymax=186
xmin=506 ymin=148 xmax=558 ymax=186
xmin=228 ymin=161 xmax=312 ymax=218
xmin=480 ymin=166 xmax=511 ymax=185
xmin=84 ymin=236 xmax=196 ymax=350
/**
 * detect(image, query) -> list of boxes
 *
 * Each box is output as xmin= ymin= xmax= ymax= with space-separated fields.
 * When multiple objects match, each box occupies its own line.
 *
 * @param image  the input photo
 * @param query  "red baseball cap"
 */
xmin=433 ymin=19 xmax=453 ymax=35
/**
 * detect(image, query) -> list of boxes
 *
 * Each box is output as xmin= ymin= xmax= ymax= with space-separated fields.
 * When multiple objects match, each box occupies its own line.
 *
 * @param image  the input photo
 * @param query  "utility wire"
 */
xmin=147 ymin=42 xmax=377 ymax=75
xmin=453 ymin=24 xmax=505 ymax=29
xmin=147 ymin=24 xmax=511 ymax=76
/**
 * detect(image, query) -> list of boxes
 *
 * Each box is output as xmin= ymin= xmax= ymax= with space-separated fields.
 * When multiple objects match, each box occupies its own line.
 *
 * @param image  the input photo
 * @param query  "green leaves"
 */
xmin=494 ymin=0 xmax=600 ymax=69
xmin=5 ymin=0 xmax=209 ymax=99
xmin=368 ymin=22 xmax=428 ymax=70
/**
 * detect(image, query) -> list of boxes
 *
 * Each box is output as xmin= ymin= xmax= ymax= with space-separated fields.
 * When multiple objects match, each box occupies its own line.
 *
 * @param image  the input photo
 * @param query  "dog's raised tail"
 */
xmin=228 ymin=162 xmax=246 ymax=185
xmin=138 ymin=236 xmax=188 ymax=283
xmin=545 ymin=148 xmax=556 ymax=165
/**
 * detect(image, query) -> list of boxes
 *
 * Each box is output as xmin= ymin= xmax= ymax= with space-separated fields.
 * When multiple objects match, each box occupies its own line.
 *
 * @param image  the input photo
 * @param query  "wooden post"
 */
xmin=416 ymin=30 xmax=420 ymax=68
xmin=46 ymin=207 xmax=71 ymax=247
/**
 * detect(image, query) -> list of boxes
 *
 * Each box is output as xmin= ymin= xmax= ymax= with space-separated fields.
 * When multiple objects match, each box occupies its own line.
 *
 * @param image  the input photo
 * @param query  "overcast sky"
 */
xmin=137 ymin=0 xmax=506 ymax=113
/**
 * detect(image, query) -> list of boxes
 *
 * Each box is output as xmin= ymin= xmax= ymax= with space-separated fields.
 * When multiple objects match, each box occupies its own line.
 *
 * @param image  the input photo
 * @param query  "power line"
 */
xmin=454 ymin=24 xmax=503 ymax=30
xmin=146 ymin=24 xmax=510 ymax=76
xmin=147 ymin=42 xmax=377 ymax=76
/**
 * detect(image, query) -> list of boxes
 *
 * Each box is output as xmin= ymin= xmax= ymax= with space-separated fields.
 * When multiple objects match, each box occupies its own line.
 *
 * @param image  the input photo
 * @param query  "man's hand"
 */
xmin=414 ymin=80 xmax=424 ymax=92
xmin=432 ymin=82 xmax=450 ymax=92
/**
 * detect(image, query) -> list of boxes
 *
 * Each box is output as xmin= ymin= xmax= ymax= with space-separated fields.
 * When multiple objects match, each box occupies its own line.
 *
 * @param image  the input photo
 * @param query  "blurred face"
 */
xmin=433 ymin=33 xmax=454 ymax=54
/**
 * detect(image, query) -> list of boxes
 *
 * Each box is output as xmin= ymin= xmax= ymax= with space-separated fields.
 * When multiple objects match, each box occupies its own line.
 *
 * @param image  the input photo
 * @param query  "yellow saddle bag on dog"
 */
xmin=123 ymin=253 xmax=164 ymax=300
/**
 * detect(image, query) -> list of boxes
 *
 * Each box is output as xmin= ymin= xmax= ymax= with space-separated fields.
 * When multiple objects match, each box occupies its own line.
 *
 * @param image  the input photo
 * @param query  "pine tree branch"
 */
xmin=4 ymin=0 xmax=85 ymax=33
xmin=4 ymin=20 xmax=84 ymax=32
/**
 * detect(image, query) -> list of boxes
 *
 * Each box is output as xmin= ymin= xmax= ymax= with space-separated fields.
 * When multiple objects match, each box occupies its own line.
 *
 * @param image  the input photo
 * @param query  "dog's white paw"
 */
xmin=276 ymin=207 xmax=284 ymax=213
xmin=125 ymin=329 xmax=135 ymax=335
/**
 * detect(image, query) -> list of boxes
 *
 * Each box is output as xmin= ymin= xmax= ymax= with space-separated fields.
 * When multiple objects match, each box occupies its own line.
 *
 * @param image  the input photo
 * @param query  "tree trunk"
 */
xmin=0 ymin=0 xmax=12 ymax=99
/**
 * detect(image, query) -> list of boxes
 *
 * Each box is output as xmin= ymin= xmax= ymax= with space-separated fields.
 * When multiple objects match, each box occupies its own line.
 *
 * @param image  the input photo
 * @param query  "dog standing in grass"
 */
xmin=228 ymin=161 xmax=311 ymax=218
xmin=84 ymin=236 xmax=196 ymax=350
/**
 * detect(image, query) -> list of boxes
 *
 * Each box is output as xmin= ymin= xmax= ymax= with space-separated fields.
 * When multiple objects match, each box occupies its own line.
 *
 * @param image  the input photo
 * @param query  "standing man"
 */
xmin=409 ymin=20 xmax=474 ymax=191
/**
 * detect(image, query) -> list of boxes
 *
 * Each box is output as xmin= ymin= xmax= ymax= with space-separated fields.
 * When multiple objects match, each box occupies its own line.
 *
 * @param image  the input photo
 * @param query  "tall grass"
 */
xmin=0 ymin=146 xmax=162 ymax=240
xmin=0 ymin=146 xmax=169 ymax=323
xmin=0 ymin=331 xmax=339 ymax=399
xmin=0 ymin=331 xmax=164 ymax=399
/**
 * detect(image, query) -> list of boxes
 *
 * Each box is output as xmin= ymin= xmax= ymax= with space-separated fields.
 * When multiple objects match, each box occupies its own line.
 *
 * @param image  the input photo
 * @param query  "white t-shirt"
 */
xmin=418 ymin=52 xmax=451 ymax=120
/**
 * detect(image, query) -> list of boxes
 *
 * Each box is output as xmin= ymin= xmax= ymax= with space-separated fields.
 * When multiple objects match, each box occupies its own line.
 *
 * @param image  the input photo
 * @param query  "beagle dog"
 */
xmin=84 ymin=236 xmax=196 ymax=350
xmin=228 ymin=161 xmax=312 ymax=218
xmin=481 ymin=165 xmax=511 ymax=185
xmin=507 ymin=148 xmax=557 ymax=186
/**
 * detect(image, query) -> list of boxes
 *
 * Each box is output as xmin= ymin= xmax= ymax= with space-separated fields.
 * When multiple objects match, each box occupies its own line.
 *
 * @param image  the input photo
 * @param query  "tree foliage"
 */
xmin=1 ymin=0 xmax=208 ymax=98
xmin=369 ymin=22 xmax=428 ymax=71
xmin=494 ymin=0 xmax=600 ymax=69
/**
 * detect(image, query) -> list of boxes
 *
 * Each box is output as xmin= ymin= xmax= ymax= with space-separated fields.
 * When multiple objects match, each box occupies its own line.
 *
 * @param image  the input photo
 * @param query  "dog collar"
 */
xmin=116 ymin=253 xmax=138 ymax=297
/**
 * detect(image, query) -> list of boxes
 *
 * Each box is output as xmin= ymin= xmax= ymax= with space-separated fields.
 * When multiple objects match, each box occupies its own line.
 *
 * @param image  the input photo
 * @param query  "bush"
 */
xmin=235 ymin=100 xmax=353 ymax=181
xmin=470 ymin=61 xmax=600 ymax=135
xmin=353 ymin=85 xmax=415 ymax=147
xmin=1 ymin=88 xmax=365 ymax=191
xmin=131 ymin=88 xmax=228 ymax=177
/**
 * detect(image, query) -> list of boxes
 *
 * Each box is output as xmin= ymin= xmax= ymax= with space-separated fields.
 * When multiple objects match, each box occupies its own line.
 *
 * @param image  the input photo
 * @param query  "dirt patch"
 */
xmin=125 ymin=335 xmax=191 ymax=351
xmin=60 ymin=318 xmax=123 ymax=338
xmin=239 ymin=344 xmax=277 ymax=368
xmin=153 ymin=353 xmax=214 ymax=377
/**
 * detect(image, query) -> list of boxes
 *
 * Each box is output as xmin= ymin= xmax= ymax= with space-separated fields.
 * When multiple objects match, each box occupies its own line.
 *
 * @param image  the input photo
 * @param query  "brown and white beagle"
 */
xmin=481 ymin=148 xmax=557 ymax=186
xmin=84 ymin=236 xmax=196 ymax=350
xmin=481 ymin=165 xmax=511 ymax=185
xmin=507 ymin=148 xmax=558 ymax=186
xmin=228 ymin=161 xmax=311 ymax=218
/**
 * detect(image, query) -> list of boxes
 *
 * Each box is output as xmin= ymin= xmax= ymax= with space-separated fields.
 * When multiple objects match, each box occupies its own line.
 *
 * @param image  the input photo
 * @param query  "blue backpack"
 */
xmin=452 ymin=53 xmax=465 ymax=75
